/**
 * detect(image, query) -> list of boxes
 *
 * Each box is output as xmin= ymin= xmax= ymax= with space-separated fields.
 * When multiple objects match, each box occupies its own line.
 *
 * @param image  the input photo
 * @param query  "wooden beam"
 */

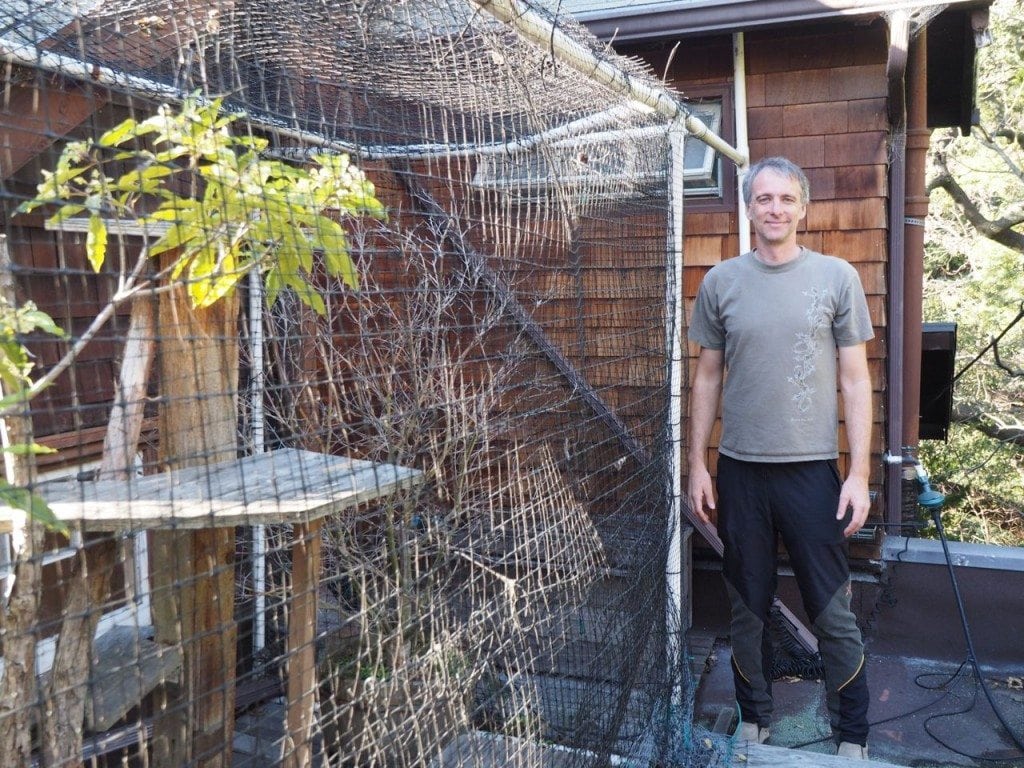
xmin=0 ymin=83 xmax=104 ymax=179
xmin=100 ymin=295 xmax=156 ymax=480
xmin=32 ymin=450 xmax=425 ymax=531
xmin=396 ymin=170 xmax=650 ymax=467
xmin=150 ymin=272 xmax=240 ymax=768
xmin=0 ymin=234 xmax=42 ymax=766
xmin=45 ymin=218 xmax=172 ymax=238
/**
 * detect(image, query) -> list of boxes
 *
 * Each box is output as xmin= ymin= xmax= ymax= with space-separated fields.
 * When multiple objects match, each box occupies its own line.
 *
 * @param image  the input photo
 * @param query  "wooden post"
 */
xmin=150 ymin=272 xmax=239 ymax=768
xmin=284 ymin=519 xmax=322 ymax=768
xmin=100 ymin=295 xmax=157 ymax=480
xmin=282 ymin=302 xmax=324 ymax=767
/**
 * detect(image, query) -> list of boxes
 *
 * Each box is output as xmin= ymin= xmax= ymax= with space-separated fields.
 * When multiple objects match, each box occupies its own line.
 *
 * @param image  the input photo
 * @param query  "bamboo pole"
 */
xmin=471 ymin=0 xmax=749 ymax=167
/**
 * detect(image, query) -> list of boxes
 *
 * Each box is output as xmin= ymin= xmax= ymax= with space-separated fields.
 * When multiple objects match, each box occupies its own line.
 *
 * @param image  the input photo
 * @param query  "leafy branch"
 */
xmin=0 ymin=295 xmax=66 ymax=532
xmin=6 ymin=95 xmax=388 ymax=529
xmin=17 ymin=94 xmax=385 ymax=313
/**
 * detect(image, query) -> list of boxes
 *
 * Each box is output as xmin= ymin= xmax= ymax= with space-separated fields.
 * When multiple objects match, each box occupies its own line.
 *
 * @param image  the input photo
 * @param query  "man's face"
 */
xmin=746 ymin=168 xmax=807 ymax=248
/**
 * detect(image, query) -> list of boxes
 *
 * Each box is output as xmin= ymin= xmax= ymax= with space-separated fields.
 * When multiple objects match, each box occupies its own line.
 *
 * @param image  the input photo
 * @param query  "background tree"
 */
xmin=923 ymin=0 xmax=1024 ymax=544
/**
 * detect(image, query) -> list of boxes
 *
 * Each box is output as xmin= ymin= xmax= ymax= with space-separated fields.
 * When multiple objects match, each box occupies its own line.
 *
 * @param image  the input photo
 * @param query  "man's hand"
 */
xmin=688 ymin=464 xmax=716 ymax=527
xmin=838 ymin=474 xmax=870 ymax=537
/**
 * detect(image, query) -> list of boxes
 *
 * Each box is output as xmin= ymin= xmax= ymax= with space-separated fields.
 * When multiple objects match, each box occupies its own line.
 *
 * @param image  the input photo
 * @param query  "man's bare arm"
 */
xmin=837 ymin=342 xmax=873 ymax=537
xmin=688 ymin=347 xmax=725 ymax=526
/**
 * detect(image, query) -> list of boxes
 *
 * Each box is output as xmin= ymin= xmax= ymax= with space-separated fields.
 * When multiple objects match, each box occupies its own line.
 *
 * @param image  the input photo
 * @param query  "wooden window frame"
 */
xmin=681 ymin=82 xmax=737 ymax=214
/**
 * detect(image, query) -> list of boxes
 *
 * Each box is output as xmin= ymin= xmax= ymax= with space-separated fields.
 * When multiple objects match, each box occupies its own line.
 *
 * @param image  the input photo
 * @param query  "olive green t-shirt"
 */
xmin=688 ymin=249 xmax=874 ymax=463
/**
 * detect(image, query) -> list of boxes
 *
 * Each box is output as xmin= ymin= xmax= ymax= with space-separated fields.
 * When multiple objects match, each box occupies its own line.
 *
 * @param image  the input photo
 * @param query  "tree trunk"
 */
xmin=0 ymin=234 xmax=43 ymax=766
xmin=150 ymin=273 xmax=239 ymax=768
xmin=37 ymin=293 xmax=156 ymax=768
xmin=39 ymin=548 xmax=111 ymax=767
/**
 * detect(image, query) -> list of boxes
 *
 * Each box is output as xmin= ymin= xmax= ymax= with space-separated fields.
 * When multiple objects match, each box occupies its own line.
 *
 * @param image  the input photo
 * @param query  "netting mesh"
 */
xmin=0 ymin=1 xmax=732 ymax=765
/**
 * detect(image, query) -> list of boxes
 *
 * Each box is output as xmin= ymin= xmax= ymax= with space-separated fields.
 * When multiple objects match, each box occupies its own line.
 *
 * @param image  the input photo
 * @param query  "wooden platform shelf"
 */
xmin=34 ymin=447 xmax=423 ymax=531
xmin=5 ymin=447 xmax=424 ymax=768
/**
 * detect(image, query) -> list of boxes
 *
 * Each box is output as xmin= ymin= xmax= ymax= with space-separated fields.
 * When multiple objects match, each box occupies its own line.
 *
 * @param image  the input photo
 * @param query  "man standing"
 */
xmin=687 ymin=157 xmax=873 ymax=758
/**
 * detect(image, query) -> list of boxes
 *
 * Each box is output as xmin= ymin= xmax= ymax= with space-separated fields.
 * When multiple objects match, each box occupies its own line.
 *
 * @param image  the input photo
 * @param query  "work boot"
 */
xmin=736 ymin=722 xmax=770 ymax=744
xmin=837 ymin=741 xmax=869 ymax=759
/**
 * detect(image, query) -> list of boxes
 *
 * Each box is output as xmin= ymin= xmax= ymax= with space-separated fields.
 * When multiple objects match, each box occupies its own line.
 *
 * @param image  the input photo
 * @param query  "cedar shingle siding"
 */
xmin=628 ymin=21 xmax=891 ymax=559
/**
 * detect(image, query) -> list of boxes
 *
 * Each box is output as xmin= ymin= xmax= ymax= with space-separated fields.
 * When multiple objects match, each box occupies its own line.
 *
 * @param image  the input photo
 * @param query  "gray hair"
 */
xmin=741 ymin=156 xmax=810 ymax=205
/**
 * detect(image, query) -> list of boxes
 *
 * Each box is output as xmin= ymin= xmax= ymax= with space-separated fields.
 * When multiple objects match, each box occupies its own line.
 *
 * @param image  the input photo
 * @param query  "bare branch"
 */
xmin=993 ymin=340 xmax=1024 ymax=377
xmin=928 ymin=148 xmax=1024 ymax=252
xmin=977 ymin=124 xmax=1024 ymax=182
xmin=953 ymin=401 xmax=1024 ymax=446
xmin=951 ymin=303 xmax=1024 ymax=385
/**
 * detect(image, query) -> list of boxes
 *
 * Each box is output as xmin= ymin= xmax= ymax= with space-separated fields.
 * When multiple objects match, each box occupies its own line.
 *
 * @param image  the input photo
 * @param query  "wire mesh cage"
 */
xmin=0 ymin=1 xmax=732 ymax=765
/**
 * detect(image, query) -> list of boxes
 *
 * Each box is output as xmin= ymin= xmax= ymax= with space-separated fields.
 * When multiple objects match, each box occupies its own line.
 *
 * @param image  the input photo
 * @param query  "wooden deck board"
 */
xmin=85 ymin=625 xmax=182 ymax=732
xmin=736 ymin=742 xmax=904 ymax=767
xmin=4 ymin=448 xmax=424 ymax=531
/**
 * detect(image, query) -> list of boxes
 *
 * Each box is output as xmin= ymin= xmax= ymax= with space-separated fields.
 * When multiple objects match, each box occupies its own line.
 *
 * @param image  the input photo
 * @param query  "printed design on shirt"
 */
xmin=788 ymin=287 xmax=831 ymax=414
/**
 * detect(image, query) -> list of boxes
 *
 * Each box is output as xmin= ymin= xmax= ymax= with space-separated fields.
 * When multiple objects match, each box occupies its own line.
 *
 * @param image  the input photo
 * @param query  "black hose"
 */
xmin=930 ymin=504 xmax=1024 ymax=753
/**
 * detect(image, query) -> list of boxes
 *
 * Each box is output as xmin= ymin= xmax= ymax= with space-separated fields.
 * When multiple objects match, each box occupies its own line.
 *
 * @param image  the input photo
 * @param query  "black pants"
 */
xmin=716 ymin=455 xmax=869 ymax=746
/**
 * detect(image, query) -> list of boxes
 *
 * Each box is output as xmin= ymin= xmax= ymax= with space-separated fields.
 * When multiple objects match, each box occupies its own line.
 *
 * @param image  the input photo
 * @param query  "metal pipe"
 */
xmin=733 ymin=32 xmax=752 ymax=253
xmin=249 ymin=270 xmax=268 ymax=654
xmin=884 ymin=12 xmax=910 ymax=530
xmin=471 ymin=0 xmax=748 ymax=167
xmin=666 ymin=120 xmax=686 ymax=694
xmin=903 ymin=29 xmax=929 ymax=450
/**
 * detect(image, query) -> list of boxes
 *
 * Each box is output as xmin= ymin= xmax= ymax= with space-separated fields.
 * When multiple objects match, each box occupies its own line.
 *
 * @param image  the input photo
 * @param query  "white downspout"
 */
xmin=734 ymin=32 xmax=752 ymax=253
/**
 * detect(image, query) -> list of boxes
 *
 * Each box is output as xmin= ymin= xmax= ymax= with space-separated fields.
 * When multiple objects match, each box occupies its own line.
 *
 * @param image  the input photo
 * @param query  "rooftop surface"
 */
xmin=689 ymin=564 xmax=1024 ymax=767
xmin=691 ymin=638 xmax=1024 ymax=766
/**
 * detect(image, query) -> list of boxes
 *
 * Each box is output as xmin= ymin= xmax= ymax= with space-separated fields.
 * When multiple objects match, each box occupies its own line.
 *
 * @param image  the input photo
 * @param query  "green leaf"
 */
xmin=44 ymin=205 xmax=87 ymax=227
xmin=98 ymin=117 xmax=139 ymax=147
xmin=0 ymin=356 xmax=26 ymax=390
xmin=52 ymin=158 xmax=89 ymax=188
xmin=281 ymin=271 xmax=326 ymax=315
xmin=316 ymin=218 xmax=359 ymax=290
xmin=146 ymin=201 xmax=197 ymax=221
xmin=114 ymin=163 xmax=174 ymax=193
xmin=0 ymin=391 xmax=32 ymax=410
xmin=264 ymin=267 xmax=283 ymax=308
xmin=188 ymin=245 xmax=244 ymax=308
xmin=0 ymin=483 xmax=68 ymax=534
xmin=29 ymin=492 xmax=66 ymax=533
xmin=2 ymin=442 xmax=58 ymax=456
xmin=16 ymin=197 xmax=44 ymax=215
xmin=20 ymin=310 xmax=65 ymax=338
xmin=192 ymin=271 xmax=244 ymax=308
xmin=86 ymin=214 xmax=108 ymax=272
xmin=149 ymin=221 xmax=200 ymax=258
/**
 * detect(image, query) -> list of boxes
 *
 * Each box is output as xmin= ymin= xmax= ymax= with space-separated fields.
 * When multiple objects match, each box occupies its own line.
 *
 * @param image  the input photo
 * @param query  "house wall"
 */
xmin=2 ymin=91 xmax=152 ymax=472
xmin=1 ymin=85 xmax=140 ymax=628
xmin=622 ymin=21 xmax=892 ymax=561
xmin=289 ymin=157 xmax=673 ymax=527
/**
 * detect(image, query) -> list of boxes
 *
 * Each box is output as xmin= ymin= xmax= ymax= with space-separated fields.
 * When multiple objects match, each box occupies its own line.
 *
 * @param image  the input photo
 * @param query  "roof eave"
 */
xmin=575 ymin=0 xmax=990 ymax=42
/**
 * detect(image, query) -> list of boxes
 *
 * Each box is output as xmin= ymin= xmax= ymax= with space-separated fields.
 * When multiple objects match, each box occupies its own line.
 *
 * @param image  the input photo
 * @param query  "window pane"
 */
xmin=682 ymin=100 xmax=723 ymax=197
